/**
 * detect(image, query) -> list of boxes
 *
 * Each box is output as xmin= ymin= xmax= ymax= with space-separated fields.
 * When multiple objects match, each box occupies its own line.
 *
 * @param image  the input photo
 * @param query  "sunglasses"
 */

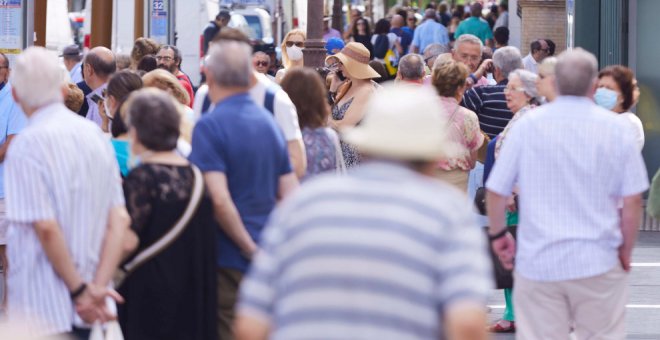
xmin=255 ymin=61 xmax=269 ymax=67
xmin=286 ymin=41 xmax=304 ymax=48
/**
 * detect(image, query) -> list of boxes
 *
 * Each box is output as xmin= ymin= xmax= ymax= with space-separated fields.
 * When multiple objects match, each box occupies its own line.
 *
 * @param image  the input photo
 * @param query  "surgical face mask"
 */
xmin=103 ymin=100 xmax=113 ymax=120
xmin=287 ymin=45 xmax=304 ymax=61
xmin=594 ymin=87 xmax=619 ymax=110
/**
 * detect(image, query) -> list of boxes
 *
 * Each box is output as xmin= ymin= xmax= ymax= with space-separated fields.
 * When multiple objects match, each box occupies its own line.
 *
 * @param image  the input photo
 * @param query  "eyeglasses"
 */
xmin=255 ymin=61 xmax=269 ymax=67
xmin=458 ymin=54 xmax=481 ymax=63
xmin=503 ymin=87 xmax=526 ymax=94
xmin=424 ymin=56 xmax=435 ymax=63
xmin=155 ymin=56 xmax=173 ymax=61
xmin=286 ymin=41 xmax=304 ymax=48
xmin=407 ymin=18 xmax=416 ymax=22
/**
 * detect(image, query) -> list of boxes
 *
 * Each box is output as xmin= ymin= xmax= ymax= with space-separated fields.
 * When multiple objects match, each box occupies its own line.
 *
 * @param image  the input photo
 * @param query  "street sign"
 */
xmin=0 ymin=0 xmax=33 ymax=66
xmin=148 ymin=0 xmax=175 ymax=45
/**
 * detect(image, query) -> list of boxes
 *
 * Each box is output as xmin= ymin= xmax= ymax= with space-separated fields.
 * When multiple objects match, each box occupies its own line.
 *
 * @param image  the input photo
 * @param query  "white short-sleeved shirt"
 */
xmin=486 ymin=96 xmax=649 ymax=282
xmin=619 ymin=112 xmax=645 ymax=151
xmin=193 ymin=75 xmax=303 ymax=142
xmin=249 ymin=73 xmax=302 ymax=141
xmin=5 ymin=103 xmax=124 ymax=335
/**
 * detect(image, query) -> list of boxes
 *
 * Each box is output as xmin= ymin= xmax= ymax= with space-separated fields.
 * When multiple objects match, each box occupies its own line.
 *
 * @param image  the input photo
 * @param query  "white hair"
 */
xmin=11 ymin=47 xmax=64 ymax=109
xmin=555 ymin=48 xmax=598 ymax=96
xmin=453 ymin=34 xmax=483 ymax=51
xmin=493 ymin=46 xmax=523 ymax=78
xmin=398 ymin=54 xmax=425 ymax=80
xmin=509 ymin=69 xmax=539 ymax=101
xmin=206 ymin=41 xmax=252 ymax=87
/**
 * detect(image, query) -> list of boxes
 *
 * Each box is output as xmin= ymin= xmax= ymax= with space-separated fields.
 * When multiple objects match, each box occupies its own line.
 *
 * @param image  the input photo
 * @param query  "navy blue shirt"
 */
xmin=189 ymin=93 xmax=291 ymax=272
xmin=461 ymin=79 xmax=512 ymax=139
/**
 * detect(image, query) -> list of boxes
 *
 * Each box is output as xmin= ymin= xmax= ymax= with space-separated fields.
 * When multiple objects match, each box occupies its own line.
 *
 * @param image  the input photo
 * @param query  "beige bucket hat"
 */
xmin=325 ymin=42 xmax=381 ymax=80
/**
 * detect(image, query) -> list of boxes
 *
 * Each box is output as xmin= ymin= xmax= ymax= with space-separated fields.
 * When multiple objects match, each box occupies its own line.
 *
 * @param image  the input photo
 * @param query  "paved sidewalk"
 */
xmin=486 ymin=231 xmax=660 ymax=339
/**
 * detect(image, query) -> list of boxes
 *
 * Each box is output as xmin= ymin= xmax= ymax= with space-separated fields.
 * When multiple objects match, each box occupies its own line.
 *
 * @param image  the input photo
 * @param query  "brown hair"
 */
xmin=107 ymin=70 xmax=143 ymax=137
xmin=64 ymin=83 xmax=84 ymax=113
xmin=142 ymin=69 xmax=190 ymax=106
xmin=598 ymin=65 xmax=635 ymax=112
xmin=124 ymin=88 xmax=180 ymax=151
xmin=432 ymin=59 xmax=468 ymax=98
xmin=130 ymin=37 xmax=160 ymax=68
xmin=280 ymin=67 xmax=330 ymax=129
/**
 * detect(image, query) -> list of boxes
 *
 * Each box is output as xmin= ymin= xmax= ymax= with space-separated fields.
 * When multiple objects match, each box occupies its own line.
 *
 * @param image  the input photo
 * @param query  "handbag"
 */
xmin=89 ymin=321 xmax=124 ymax=340
xmin=113 ymin=165 xmax=204 ymax=288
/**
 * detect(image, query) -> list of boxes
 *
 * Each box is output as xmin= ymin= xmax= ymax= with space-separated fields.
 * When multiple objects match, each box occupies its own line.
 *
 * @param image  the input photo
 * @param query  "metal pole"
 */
xmin=134 ymin=0 xmax=144 ymax=40
xmin=332 ymin=0 xmax=343 ymax=33
xmin=566 ymin=0 xmax=575 ymax=50
xmin=33 ymin=0 xmax=46 ymax=47
xmin=24 ymin=0 xmax=35 ymax=48
xmin=304 ymin=0 xmax=326 ymax=68
xmin=91 ymin=0 xmax=114 ymax=48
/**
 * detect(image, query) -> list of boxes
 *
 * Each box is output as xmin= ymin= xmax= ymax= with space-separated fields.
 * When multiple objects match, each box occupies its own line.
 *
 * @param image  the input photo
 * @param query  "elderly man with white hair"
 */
xmin=235 ymin=84 xmax=492 ymax=340
xmin=452 ymin=34 xmax=491 ymax=88
xmin=396 ymin=53 xmax=426 ymax=84
xmin=486 ymin=48 xmax=648 ymax=340
xmin=188 ymin=39 xmax=299 ymax=340
xmin=4 ymin=47 xmax=130 ymax=338
xmin=461 ymin=46 xmax=523 ymax=139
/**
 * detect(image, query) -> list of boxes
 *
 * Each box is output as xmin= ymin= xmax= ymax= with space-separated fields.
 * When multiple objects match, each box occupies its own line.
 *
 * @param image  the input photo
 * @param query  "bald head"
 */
xmin=85 ymin=46 xmax=116 ymax=80
xmin=391 ymin=15 xmax=404 ymax=28
xmin=555 ymin=48 xmax=598 ymax=97
xmin=424 ymin=9 xmax=436 ymax=19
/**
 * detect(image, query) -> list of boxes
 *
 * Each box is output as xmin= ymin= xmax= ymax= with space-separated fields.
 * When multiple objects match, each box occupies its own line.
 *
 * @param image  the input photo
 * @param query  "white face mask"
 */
xmin=287 ymin=45 xmax=304 ymax=61
xmin=103 ymin=100 xmax=113 ymax=119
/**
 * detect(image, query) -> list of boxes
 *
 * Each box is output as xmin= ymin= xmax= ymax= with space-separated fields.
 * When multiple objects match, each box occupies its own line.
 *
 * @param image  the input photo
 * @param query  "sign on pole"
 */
xmin=566 ymin=0 xmax=575 ymax=50
xmin=148 ymin=0 xmax=175 ymax=45
xmin=0 ymin=0 xmax=32 ymax=66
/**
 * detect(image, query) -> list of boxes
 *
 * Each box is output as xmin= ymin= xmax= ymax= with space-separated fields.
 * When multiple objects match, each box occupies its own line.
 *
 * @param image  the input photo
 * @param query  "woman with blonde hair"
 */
xmin=141 ymin=69 xmax=194 ymax=150
xmin=275 ymin=29 xmax=306 ymax=83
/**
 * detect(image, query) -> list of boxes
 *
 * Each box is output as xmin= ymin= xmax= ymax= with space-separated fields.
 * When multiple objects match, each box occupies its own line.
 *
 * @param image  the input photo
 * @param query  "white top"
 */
xmin=522 ymin=53 xmax=538 ymax=74
xmin=619 ymin=112 xmax=645 ymax=151
xmin=192 ymin=75 xmax=303 ymax=142
xmin=84 ymin=83 xmax=107 ymax=127
xmin=4 ymin=103 xmax=124 ymax=335
xmin=494 ymin=11 xmax=508 ymax=29
xmin=487 ymin=96 xmax=649 ymax=282
xmin=370 ymin=32 xmax=398 ymax=51
xmin=69 ymin=62 xmax=83 ymax=84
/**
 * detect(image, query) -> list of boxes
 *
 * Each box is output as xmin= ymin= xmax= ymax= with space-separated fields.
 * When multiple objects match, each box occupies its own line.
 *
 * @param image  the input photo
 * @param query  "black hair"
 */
xmin=374 ymin=19 xmax=391 ymax=35
xmin=159 ymin=45 xmax=182 ymax=67
xmin=530 ymin=40 xmax=543 ymax=53
xmin=107 ymin=70 xmax=143 ymax=137
xmin=545 ymin=39 xmax=556 ymax=56
xmin=217 ymin=10 xmax=231 ymax=21
xmin=494 ymin=27 xmax=509 ymax=46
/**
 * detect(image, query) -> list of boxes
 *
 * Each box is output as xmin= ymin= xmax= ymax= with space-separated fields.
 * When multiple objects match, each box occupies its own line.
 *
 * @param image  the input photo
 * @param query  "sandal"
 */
xmin=487 ymin=320 xmax=516 ymax=333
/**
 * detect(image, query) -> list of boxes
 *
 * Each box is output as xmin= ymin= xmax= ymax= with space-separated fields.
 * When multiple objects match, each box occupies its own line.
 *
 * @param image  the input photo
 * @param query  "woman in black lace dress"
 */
xmin=118 ymin=89 xmax=216 ymax=340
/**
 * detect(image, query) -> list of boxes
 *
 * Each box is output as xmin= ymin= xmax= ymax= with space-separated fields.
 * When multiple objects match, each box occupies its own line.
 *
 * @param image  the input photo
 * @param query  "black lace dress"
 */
xmin=332 ymin=97 xmax=361 ymax=168
xmin=118 ymin=164 xmax=217 ymax=340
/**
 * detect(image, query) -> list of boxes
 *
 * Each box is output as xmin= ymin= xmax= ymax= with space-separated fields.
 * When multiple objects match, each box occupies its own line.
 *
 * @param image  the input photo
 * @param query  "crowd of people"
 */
xmin=0 ymin=1 xmax=657 ymax=340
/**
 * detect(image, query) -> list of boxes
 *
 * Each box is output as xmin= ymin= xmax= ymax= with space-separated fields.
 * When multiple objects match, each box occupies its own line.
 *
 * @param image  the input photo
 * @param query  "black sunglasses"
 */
xmin=286 ymin=41 xmax=304 ymax=48
xmin=255 ymin=61 xmax=269 ymax=67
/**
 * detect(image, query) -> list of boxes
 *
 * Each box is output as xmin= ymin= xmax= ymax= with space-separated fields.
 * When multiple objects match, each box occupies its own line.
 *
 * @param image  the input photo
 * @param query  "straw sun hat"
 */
xmin=325 ymin=42 xmax=381 ymax=80
xmin=342 ymin=84 xmax=461 ymax=161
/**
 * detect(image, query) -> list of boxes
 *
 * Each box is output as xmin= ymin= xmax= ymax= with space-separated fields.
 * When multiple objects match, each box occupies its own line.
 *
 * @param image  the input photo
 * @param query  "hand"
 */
xmin=98 ymin=100 xmax=110 ymax=133
xmin=491 ymin=232 xmax=516 ymax=270
xmin=506 ymin=195 xmax=517 ymax=213
xmin=74 ymin=283 xmax=124 ymax=324
xmin=618 ymin=245 xmax=633 ymax=272
xmin=476 ymin=59 xmax=493 ymax=78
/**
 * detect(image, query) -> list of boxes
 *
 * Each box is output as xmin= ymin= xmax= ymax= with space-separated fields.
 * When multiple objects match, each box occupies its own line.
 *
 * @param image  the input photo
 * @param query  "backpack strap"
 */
xmin=201 ymin=94 xmax=211 ymax=114
xmin=264 ymin=84 xmax=278 ymax=115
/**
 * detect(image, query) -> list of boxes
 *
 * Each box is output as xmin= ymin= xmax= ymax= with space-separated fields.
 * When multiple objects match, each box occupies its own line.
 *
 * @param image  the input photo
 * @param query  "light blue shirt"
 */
xmin=0 ymin=82 xmax=26 ymax=198
xmin=69 ymin=61 xmax=83 ymax=84
xmin=411 ymin=19 xmax=449 ymax=53
xmin=85 ymin=83 xmax=106 ymax=127
xmin=487 ymin=96 xmax=649 ymax=281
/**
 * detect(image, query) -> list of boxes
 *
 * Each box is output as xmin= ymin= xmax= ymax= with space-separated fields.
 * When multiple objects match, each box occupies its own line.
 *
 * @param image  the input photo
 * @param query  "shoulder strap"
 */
xmin=264 ymin=84 xmax=278 ymax=115
xmin=201 ymin=95 xmax=212 ymax=114
xmin=114 ymin=165 xmax=205 ymax=288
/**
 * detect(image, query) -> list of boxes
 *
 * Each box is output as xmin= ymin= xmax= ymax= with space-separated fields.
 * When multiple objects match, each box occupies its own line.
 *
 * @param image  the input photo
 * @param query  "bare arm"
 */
xmin=619 ymin=193 xmax=643 ymax=271
xmin=444 ymin=303 xmax=487 ymax=340
xmin=205 ymin=172 xmax=258 ymax=256
xmin=93 ymin=206 xmax=131 ymax=286
xmin=332 ymin=94 xmax=369 ymax=130
xmin=486 ymin=190 xmax=507 ymax=235
xmin=235 ymin=315 xmax=270 ymax=340
xmin=0 ymin=134 xmax=16 ymax=162
xmin=287 ymin=140 xmax=307 ymax=179
xmin=278 ymin=172 xmax=299 ymax=201
xmin=34 ymin=219 xmax=84 ymax=290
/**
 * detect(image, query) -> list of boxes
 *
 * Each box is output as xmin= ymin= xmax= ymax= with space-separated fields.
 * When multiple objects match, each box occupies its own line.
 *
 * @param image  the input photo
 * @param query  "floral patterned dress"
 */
xmin=332 ymin=97 xmax=361 ymax=168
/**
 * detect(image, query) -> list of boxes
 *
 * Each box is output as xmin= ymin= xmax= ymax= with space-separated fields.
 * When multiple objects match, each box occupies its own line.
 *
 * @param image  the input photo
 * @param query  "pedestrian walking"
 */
xmin=454 ymin=3 xmax=494 ymax=46
xmin=411 ymin=9 xmax=450 ymax=54
xmin=235 ymin=84 xmax=492 ymax=340
xmin=156 ymin=45 xmax=195 ymax=107
xmin=486 ymin=48 xmax=649 ymax=340
xmin=522 ymin=39 xmax=550 ymax=74
xmin=275 ymin=29 xmax=306 ymax=83
xmin=4 ymin=47 xmax=129 ymax=339
xmin=81 ymin=47 xmax=117 ymax=127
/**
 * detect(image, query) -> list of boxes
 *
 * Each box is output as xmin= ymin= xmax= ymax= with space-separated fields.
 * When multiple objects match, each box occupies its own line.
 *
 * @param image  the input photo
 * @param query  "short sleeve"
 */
xmin=7 ymin=103 xmax=26 ymax=135
xmin=483 ymin=24 xmax=494 ymax=40
xmin=123 ymin=167 xmax=153 ymax=232
xmin=618 ymin=134 xmax=649 ymax=197
xmin=279 ymin=141 xmax=293 ymax=176
xmin=274 ymin=90 xmax=302 ymax=141
xmin=4 ymin=143 xmax=56 ymax=223
xmin=486 ymin=121 xmax=524 ymax=196
xmin=412 ymin=27 xmax=421 ymax=47
xmin=434 ymin=196 xmax=491 ymax=308
xmin=464 ymin=110 xmax=484 ymax=151
xmin=189 ymin=120 xmax=227 ymax=173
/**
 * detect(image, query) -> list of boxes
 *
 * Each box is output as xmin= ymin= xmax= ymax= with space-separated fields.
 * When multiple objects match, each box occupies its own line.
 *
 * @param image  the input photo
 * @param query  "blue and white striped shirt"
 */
xmin=4 ymin=103 xmax=124 ymax=335
xmin=238 ymin=161 xmax=492 ymax=339
xmin=487 ymin=96 xmax=649 ymax=281
xmin=462 ymin=80 xmax=512 ymax=138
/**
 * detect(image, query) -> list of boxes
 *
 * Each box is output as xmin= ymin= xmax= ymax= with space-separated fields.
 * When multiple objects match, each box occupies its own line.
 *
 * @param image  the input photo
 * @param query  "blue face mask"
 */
xmin=594 ymin=87 xmax=619 ymax=110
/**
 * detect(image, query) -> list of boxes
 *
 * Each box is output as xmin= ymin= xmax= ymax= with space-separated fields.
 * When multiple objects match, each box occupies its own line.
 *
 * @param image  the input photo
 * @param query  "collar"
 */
xmin=216 ymin=92 xmax=251 ymax=107
xmin=553 ymin=96 xmax=595 ymax=105
xmin=28 ymin=102 xmax=65 ymax=126
xmin=87 ymin=83 xmax=107 ymax=101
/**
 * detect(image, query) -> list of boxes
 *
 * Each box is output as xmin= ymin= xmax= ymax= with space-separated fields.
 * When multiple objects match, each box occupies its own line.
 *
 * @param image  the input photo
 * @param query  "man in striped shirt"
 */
xmin=462 ymin=46 xmax=523 ymax=138
xmin=235 ymin=85 xmax=491 ymax=340
xmin=4 ymin=47 xmax=130 ymax=338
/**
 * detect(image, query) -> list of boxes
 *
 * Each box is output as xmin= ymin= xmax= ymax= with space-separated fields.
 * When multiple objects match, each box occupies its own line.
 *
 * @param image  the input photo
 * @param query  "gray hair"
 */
xmin=538 ymin=56 xmax=558 ymax=76
xmin=509 ymin=69 xmax=539 ymax=101
xmin=423 ymin=43 xmax=450 ymax=60
xmin=432 ymin=53 xmax=454 ymax=71
xmin=555 ymin=48 xmax=598 ymax=96
xmin=206 ymin=40 xmax=252 ymax=87
xmin=493 ymin=46 xmax=523 ymax=78
xmin=11 ymin=47 xmax=64 ymax=109
xmin=453 ymin=34 xmax=483 ymax=51
xmin=398 ymin=54 xmax=425 ymax=80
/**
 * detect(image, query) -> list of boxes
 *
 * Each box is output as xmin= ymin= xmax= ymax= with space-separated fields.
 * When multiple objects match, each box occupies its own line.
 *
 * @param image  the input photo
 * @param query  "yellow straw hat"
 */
xmin=325 ymin=42 xmax=381 ymax=80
